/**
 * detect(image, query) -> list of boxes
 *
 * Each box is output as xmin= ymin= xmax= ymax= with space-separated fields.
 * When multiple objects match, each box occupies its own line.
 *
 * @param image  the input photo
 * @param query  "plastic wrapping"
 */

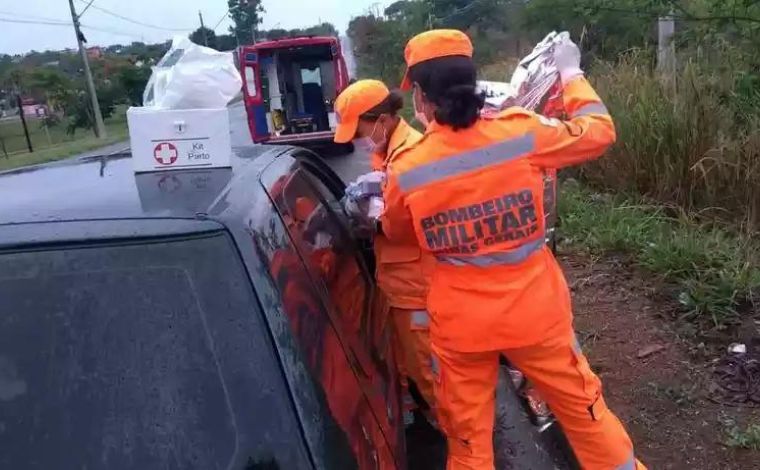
xmin=483 ymin=31 xmax=570 ymax=116
xmin=343 ymin=171 xmax=387 ymax=236
xmin=142 ymin=36 xmax=242 ymax=109
xmin=481 ymin=32 xmax=574 ymax=248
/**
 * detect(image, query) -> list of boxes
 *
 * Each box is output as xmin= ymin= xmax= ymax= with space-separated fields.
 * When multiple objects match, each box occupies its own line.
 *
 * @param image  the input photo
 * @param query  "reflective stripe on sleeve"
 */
xmin=616 ymin=454 xmax=636 ymax=470
xmin=397 ymin=133 xmax=535 ymax=192
xmin=571 ymin=102 xmax=610 ymax=118
xmin=411 ymin=310 xmax=430 ymax=328
xmin=430 ymin=353 xmax=440 ymax=378
xmin=435 ymin=236 xmax=545 ymax=267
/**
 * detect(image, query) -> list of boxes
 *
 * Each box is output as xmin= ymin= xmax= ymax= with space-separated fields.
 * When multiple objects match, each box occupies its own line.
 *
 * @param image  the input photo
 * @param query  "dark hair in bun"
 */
xmin=409 ymin=55 xmax=484 ymax=130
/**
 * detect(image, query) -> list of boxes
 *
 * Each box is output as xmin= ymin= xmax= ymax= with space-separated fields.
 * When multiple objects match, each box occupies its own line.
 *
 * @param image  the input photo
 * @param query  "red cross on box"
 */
xmin=153 ymin=142 xmax=178 ymax=165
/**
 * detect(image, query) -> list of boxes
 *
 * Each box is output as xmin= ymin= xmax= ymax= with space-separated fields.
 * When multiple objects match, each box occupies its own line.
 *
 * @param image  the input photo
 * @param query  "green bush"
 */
xmin=586 ymin=52 xmax=760 ymax=230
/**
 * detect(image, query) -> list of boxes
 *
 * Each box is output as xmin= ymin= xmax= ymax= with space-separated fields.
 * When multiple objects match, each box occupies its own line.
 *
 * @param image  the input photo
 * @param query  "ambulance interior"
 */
xmin=258 ymin=44 xmax=338 ymax=136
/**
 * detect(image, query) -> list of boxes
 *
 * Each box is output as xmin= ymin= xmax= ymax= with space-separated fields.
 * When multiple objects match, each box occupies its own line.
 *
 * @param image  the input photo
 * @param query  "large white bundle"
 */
xmin=143 ymin=36 xmax=242 ymax=109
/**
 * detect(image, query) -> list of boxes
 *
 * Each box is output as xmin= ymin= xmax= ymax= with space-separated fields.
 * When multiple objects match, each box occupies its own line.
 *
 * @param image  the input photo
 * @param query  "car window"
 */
xmin=299 ymin=167 xmax=403 ymax=450
xmin=301 ymin=169 xmax=394 ymax=367
xmin=267 ymin=167 xmax=372 ymax=357
xmin=250 ymin=175 xmax=395 ymax=469
xmin=0 ymin=233 xmax=306 ymax=470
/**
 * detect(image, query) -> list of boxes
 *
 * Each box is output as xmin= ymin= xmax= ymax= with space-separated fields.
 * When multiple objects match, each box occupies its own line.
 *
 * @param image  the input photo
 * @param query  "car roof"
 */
xmin=0 ymin=146 xmax=287 ymax=225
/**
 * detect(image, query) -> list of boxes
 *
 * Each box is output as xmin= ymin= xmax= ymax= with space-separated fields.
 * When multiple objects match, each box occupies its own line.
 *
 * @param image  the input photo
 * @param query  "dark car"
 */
xmin=0 ymin=146 xmax=408 ymax=470
xmin=0 ymin=146 xmax=574 ymax=470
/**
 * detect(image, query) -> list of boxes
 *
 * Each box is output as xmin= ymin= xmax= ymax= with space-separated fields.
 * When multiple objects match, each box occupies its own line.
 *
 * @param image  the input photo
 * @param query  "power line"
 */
xmin=0 ymin=16 xmax=70 ymax=26
xmin=75 ymin=0 xmax=192 ymax=32
xmin=433 ymin=0 xmax=484 ymax=25
xmin=212 ymin=11 xmax=229 ymax=31
xmin=0 ymin=16 xmax=146 ymax=40
xmin=77 ymin=0 xmax=97 ymax=18
xmin=0 ymin=10 xmax=70 ymax=23
xmin=80 ymin=24 xmax=148 ymax=39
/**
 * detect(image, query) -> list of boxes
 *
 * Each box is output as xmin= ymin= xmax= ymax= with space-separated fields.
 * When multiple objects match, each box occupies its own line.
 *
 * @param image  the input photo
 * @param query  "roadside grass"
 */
xmin=723 ymin=422 xmax=760 ymax=451
xmin=587 ymin=51 xmax=760 ymax=230
xmin=0 ymin=109 xmax=128 ymax=172
xmin=559 ymin=182 xmax=760 ymax=333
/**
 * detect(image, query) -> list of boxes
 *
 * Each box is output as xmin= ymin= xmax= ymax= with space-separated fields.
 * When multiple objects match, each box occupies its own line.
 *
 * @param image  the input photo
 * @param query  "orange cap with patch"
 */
xmin=400 ymin=29 xmax=474 ymax=90
xmin=333 ymin=79 xmax=390 ymax=144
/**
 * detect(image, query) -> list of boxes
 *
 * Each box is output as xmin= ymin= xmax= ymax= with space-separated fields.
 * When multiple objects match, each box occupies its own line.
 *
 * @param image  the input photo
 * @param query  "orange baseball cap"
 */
xmin=400 ymin=29 xmax=474 ymax=90
xmin=333 ymin=79 xmax=390 ymax=144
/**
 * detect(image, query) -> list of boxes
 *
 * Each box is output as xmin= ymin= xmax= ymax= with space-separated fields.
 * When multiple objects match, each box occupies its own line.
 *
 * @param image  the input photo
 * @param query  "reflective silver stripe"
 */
xmin=397 ymin=133 xmax=535 ymax=192
xmin=572 ymin=334 xmax=582 ymax=354
xmin=411 ymin=310 xmax=430 ymax=328
xmin=572 ymin=102 xmax=609 ymax=117
xmin=616 ymin=454 xmax=636 ymax=470
xmin=430 ymin=354 xmax=440 ymax=378
xmin=436 ymin=236 xmax=545 ymax=267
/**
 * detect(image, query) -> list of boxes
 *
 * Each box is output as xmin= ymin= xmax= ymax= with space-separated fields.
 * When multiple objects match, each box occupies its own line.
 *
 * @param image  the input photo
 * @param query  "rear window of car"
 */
xmin=0 ymin=232 xmax=304 ymax=470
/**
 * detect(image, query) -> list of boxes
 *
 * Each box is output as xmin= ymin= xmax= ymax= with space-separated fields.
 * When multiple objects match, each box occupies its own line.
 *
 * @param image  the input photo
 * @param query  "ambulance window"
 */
xmin=245 ymin=66 xmax=257 ymax=97
xmin=301 ymin=66 xmax=321 ymax=85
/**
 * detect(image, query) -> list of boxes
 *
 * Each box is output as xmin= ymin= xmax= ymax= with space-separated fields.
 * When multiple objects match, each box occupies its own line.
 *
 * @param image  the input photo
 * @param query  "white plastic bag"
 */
xmin=143 ymin=36 xmax=242 ymax=109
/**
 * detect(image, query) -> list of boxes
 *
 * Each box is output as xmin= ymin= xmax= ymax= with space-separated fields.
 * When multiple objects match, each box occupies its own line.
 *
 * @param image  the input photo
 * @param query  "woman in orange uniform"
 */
xmin=382 ymin=30 xmax=646 ymax=470
xmin=334 ymin=80 xmax=438 ymax=416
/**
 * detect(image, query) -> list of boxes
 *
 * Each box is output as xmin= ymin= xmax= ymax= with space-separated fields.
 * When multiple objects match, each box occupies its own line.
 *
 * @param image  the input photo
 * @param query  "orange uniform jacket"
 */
xmin=373 ymin=118 xmax=436 ymax=310
xmin=382 ymin=77 xmax=616 ymax=352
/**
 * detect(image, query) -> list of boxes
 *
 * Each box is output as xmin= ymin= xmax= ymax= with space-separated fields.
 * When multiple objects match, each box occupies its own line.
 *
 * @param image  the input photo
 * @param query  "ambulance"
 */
xmin=239 ymin=36 xmax=350 ymax=146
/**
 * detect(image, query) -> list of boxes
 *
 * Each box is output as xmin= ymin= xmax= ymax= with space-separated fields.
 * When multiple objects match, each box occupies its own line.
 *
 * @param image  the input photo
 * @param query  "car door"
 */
xmin=258 ymin=155 xmax=399 ymax=469
xmin=294 ymin=153 xmax=403 ymax=451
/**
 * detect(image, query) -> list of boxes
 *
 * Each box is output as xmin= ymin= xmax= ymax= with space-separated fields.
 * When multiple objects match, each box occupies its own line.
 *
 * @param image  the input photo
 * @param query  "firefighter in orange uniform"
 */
xmin=381 ymin=30 xmax=646 ymax=470
xmin=334 ymin=80 xmax=438 ymax=415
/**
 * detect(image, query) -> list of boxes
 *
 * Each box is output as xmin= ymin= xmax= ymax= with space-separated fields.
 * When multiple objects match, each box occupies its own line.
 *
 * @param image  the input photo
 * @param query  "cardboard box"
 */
xmin=127 ymin=107 xmax=232 ymax=173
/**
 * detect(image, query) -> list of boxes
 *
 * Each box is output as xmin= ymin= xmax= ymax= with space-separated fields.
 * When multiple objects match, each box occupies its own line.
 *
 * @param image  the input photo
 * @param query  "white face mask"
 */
xmin=352 ymin=120 xmax=387 ymax=154
xmin=413 ymin=85 xmax=430 ymax=129
xmin=353 ymin=137 xmax=376 ymax=153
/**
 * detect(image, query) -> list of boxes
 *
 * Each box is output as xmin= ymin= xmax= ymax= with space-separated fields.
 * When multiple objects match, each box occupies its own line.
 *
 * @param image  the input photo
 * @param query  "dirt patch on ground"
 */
xmin=561 ymin=251 xmax=760 ymax=469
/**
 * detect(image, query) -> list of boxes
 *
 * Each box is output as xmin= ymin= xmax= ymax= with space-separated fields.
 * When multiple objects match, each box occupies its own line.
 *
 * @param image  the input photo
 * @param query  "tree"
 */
xmin=228 ymin=0 xmax=265 ymax=44
xmin=117 ymin=65 xmax=152 ymax=106
xmin=190 ymin=26 xmax=217 ymax=48
xmin=216 ymin=34 xmax=239 ymax=51
xmin=348 ymin=2 xmax=429 ymax=82
xmin=521 ymin=0 xmax=655 ymax=59
xmin=64 ymin=80 xmax=117 ymax=136
xmin=300 ymin=22 xmax=339 ymax=37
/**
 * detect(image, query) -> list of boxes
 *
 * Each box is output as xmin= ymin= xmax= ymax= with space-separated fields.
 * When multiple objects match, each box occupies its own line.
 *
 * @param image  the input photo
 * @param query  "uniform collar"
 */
xmin=379 ymin=118 xmax=418 ymax=167
xmin=425 ymin=119 xmax=449 ymax=135
xmin=388 ymin=118 xmax=415 ymax=158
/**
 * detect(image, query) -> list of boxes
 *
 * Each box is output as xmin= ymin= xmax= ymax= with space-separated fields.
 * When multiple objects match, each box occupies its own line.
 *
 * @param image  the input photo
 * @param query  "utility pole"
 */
xmin=198 ymin=11 xmax=209 ymax=46
xmin=657 ymin=10 xmax=676 ymax=87
xmin=15 ymin=94 xmax=33 ymax=153
xmin=68 ymin=0 xmax=107 ymax=139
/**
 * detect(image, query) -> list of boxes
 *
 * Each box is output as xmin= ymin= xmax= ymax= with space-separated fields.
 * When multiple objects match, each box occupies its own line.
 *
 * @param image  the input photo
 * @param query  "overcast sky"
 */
xmin=0 ymin=0 xmax=392 ymax=55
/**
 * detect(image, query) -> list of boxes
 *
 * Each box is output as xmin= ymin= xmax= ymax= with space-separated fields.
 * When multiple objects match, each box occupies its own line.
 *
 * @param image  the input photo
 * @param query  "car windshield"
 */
xmin=0 ymin=232 xmax=301 ymax=469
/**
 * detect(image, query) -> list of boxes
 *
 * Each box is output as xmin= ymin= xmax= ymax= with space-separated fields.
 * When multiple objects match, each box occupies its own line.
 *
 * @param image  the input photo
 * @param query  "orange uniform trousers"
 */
xmin=389 ymin=307 xmax=436 ymax=411
xmin=431 ymin=329 xmax=647 ymax=470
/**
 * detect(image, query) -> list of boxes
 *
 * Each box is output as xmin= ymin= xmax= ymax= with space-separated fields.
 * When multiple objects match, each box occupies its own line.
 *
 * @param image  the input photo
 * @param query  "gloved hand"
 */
xmin=553 ymin=37 xmax=583 ymax=85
